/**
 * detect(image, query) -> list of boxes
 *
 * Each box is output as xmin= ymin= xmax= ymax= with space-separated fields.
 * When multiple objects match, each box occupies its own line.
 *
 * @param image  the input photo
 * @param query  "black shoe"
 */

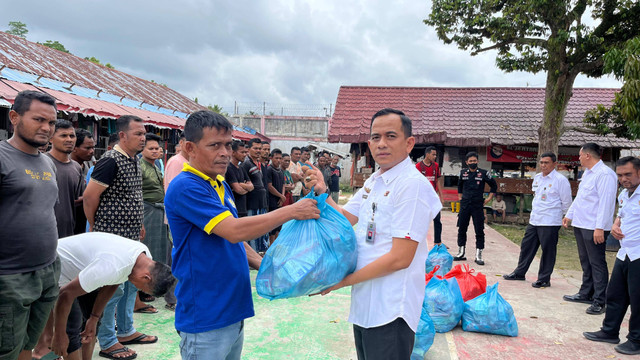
xmin=563 ymin=293 xmax=593 ymax=304
xmin=583 ymin=330 xmax=620 ymax=344
xmin=453 ymin=255 xmax=466 ymax=261
xmin=615 ymin=340 xmax=640 ymax=355
xmin=503 ymin=272 xmax=526 ymax=281
xmin=532 ymin=280 xmax=550 ymax=288
xmin=586 ymin=302 xmax=606 ymax=315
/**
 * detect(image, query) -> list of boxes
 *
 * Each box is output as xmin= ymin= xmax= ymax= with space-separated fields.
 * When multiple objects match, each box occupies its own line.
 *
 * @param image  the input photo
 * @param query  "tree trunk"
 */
xmin=538 ymin=57 xmax=578 ymax=161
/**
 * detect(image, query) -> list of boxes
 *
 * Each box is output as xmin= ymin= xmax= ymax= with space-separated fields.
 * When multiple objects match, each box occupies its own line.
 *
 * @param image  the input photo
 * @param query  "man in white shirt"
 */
xmin=288 ymin=147 xmax=304 ymax=202
xmin=50 ymin=233 xmax=176 ymax=360
xmin=583 ymin=156 xmax=640 ymax=355
xmin=563 ymin=143 xmax=618 ymax=315
xmin=307 ymin=108 xmax=440 ymax=360
xmin=503 ymin=153 xmax=572 ymax=288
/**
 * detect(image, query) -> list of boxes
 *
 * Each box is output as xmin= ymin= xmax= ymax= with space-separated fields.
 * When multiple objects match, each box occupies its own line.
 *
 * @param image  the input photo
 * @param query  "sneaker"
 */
xmin=615 ymin=340 xmax=640 ymax=355
xmin=586 ymin=302 xmax=606 ymax=315
xmin=583 ymin=330 xmax=620 ymax=344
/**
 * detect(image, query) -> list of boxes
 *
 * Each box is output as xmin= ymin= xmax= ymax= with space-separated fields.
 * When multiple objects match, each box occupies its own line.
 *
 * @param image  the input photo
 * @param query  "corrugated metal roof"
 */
xmin=329 ymin=86 xmax=638 ymax=148
xmin=0 ymin=32 xmax=202 ymax=114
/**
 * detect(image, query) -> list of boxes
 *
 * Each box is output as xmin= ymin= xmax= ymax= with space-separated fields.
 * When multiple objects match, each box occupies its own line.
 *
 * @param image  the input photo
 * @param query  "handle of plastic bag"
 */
xmin=463 ymin=263 xmax=475 ymax=274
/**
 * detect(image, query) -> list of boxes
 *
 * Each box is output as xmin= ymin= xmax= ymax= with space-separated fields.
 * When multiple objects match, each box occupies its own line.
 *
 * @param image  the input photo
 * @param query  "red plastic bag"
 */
xmin=425 ymin=265 xmax=440 ymax=284
xmin=444 ymin=264 xmax=487 ymax=301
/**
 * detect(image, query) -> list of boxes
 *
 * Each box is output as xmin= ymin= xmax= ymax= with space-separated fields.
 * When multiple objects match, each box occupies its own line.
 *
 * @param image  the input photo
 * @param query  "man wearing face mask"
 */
xmin=454 ymin=151 xmax=497 ymax=265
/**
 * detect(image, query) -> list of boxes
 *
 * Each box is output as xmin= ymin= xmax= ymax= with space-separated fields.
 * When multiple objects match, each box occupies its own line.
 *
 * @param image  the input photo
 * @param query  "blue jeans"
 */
xmin=179 ymin=321 xmax=244 ymax=360
xmin=97 ymin=281 xmax=138 ymax=350
xmin=246 ymin=208 xmax=269 ymax=252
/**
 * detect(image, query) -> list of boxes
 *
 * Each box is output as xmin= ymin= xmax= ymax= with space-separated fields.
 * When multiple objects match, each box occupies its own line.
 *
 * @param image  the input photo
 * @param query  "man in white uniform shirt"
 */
xmin=504 ymin=152 xmax=572 ymax=288
xmin=583 ymin=156 xmax=640 ymax=355
xmin=306 ymin=108 xmax=440 ymax=360
xmin=50 ymin=233 xmax=175 ymax=359
xmin=563 ymin=143 xmax=618 ymax=315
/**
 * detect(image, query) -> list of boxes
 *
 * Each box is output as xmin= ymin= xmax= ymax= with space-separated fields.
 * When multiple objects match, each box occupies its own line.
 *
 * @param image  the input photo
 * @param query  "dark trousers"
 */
xmin=433 ymin=212 xmax=442 ymax=244
xmin=601 ymin=256 xmax=640 ymax=342
xmin=66 ymin=290 xmax=99 ymax=354
xmin=457 ymin=203 xmax=485 ymax=249
xmin=353 ymin=318 xmax=414 ymax=360
xmin=575 ymin=227 xmax=609 ymax=304
xmin=513 ymin=225 xmax=560 ymax=282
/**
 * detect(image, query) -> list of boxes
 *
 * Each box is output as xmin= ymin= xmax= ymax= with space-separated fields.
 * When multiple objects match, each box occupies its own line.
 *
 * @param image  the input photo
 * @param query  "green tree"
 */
xmin=584 ymin=37 xmax=640 ymax=139
xmin=425 ymin=0 xmax=640 ymax=156
xmin=39 ymin=40 xmax=70 ymax=53
xmin=85 ymin=57 xmax=115 ymax=69
xmin=6 ymin=21 xmax=28 ymax=38
xmin=207 ymin=104 xmax=229 ymax=116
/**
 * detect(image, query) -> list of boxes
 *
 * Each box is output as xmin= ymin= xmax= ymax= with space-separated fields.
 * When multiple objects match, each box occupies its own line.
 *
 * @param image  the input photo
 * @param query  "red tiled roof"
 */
xmin=0 ymin=32 xmax=202 ymax=113
xmin=329 ymin=86 xmax=636 ymax=148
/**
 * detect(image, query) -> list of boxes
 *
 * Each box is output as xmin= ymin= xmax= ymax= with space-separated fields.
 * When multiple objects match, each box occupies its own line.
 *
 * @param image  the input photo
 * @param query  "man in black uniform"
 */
xmin=455 ymin=151 xmax=497 ymax=265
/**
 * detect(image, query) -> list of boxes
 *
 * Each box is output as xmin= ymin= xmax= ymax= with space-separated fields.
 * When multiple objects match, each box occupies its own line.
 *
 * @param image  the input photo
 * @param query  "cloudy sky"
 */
xmin=0 ymin=0 xmax=621 ymax=113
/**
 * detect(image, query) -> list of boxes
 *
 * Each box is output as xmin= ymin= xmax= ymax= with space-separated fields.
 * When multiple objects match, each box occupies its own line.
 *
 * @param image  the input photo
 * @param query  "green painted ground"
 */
xmin=98 ymin=270 xmax=356 ymax=359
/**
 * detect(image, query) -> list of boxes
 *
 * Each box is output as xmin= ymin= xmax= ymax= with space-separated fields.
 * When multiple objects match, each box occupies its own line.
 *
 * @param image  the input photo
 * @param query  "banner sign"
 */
xmin=487 ymin=145 xmax=579 ymax=166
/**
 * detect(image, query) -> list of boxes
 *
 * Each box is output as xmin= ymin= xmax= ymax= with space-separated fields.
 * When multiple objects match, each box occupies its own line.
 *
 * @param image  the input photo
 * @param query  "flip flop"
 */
xmin=133 ymin=305 xmax=158 ymax=314
xmin=119 ymin=333 xmax=158 ymax=346
xmin=32 ymin=351 xmax=61 ymax=360
xmin=98 ymin=347 xmax=137 ymax=360
xmin=165 ymin=303 xmax=176 ymax=311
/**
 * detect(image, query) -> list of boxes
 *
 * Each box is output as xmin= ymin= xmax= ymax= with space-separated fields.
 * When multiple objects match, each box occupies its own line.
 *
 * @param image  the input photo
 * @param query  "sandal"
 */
xmin=119 ymin=333 xmax=158 ymax=345
xmin=165 ymin=303 xmax=176 ymax=311
xmin=133 ymin=305 xmax=158 ymax=314
xmin=98 ymin=347 xmax=137 ymax=360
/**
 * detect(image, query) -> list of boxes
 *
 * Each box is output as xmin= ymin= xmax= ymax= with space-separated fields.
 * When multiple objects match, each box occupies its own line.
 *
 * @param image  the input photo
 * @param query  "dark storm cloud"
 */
xmin=0 ymin=0 xmax=621 ymax=109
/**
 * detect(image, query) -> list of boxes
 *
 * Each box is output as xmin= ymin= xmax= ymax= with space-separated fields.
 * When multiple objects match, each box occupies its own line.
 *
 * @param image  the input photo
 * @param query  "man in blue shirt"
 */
xmin=165 ymin=110 xmax=320 ymax=360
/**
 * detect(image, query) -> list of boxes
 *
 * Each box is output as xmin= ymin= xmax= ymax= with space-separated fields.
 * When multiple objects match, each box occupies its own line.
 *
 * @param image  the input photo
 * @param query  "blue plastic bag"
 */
xmin=411 ymin=306 xmax=436 ymax=360
xmin=462 ymin=283 xmax=518 ymax=337
xmin=425 ymin=243 xmax=453 ymax=277
xmin=424 ymin=276 xmax=464 ymax=333
xmin=256 ymin=191 xmax=357 ymax=300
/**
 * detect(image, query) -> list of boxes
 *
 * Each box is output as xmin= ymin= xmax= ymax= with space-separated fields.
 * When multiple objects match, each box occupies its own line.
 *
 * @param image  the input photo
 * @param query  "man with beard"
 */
xmin=71 ymin=129 xmax=95 ymax=235
xmin=0 ymin=90 xmax=60 ymax=360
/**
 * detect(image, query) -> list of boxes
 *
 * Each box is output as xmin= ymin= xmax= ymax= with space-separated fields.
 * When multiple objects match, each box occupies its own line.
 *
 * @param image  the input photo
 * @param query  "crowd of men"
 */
xmin=1 ymin=88 xmax=639 ymax=360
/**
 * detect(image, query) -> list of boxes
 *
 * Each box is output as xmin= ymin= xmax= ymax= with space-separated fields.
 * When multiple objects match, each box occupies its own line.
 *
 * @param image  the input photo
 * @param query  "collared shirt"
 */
xmin=140 ymin=158 xmax=165 ymax=203
xmin=566 ymin=160 xmax=618 ymax=231
xmin=616 ymin=188 xmax=640 ymax=261
xmin=529 ymin=169 xmax=572 ymax=226
xmin=343 ymin=156 xmax=440 ymax=332
xmin=165 ymin=163 xmax=253 ymax=333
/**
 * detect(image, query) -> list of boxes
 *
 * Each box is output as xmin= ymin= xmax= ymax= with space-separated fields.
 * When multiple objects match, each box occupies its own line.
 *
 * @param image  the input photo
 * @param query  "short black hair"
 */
xmin=54 ymin=119 xmax=73 ymax=132
xmin=178 ymin=133 xmax=185 ymax=140
xmin=371 ymin=108 xmax=412 ymax=138
xmin=108 ymin=133 xmax=119 ymax=147
xmin=425 ymin=146 xmax=437 ymax=155
xmin=540 ymin=152 xmax=557 ymax=162
xmin=291 ymin=146 xmax=301 ymax=153
xmin=11 ymin=90 xmax=57 ymax=115
xmin=282 ymin=153 xmax=290 ymax=158
xmin=262 ymin=140 xmax=270 ymax=145
xmin=301 ymin=147 xmax=310 ymax=153
xmin=145 ymin=133 xmax=162 ymax=143
xmin=271 ymin=148 xmax=282 ymax=157
xmin=148 ymin=262 xmax=176 ymax=297
xmin=231 ymin=140 xmax=245 ymax=151
xmin=116 ymin=115 xmax=143 ymax=133
xmin=581 ymin=143 xmax=603 ymax=159
xmin=184 ymin=110 xmax=232 ymax=143
xmin=75 ymin=129 xmax=93 ymax=147
xmin=248 ymin=138 xmax=262 ymax=148
xmin=616 ymin=156 xmax=640 ymax=170
xmin=465 ymin=151 xmax=479 ymax=161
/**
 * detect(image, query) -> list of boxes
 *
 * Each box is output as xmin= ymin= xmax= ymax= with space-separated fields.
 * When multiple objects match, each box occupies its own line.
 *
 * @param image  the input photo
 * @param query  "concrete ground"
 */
xmin=93 ymin=210 xmax=631 ymax=359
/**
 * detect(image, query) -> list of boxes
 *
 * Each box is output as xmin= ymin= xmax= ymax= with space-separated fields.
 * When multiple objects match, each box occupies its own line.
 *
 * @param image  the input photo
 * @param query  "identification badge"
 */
xmin=541 ymin=193 xmax=547 ymax=201
xmin=366 ymin=221 xmax=376 ymax=243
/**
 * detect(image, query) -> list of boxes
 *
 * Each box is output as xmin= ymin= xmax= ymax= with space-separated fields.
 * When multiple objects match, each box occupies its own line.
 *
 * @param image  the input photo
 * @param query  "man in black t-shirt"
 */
xmin=242 ymin=138 xmax=269 ymax=252
xmin=266 ymin=149 xmax=286 ymax=244
xmin=226 ymin=141 xmax=253 ymax=217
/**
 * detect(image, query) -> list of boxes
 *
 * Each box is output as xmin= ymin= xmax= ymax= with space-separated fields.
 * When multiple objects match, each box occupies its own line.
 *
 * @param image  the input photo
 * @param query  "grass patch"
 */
xmin=490 ymin=223 xmax=617 ymax=273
